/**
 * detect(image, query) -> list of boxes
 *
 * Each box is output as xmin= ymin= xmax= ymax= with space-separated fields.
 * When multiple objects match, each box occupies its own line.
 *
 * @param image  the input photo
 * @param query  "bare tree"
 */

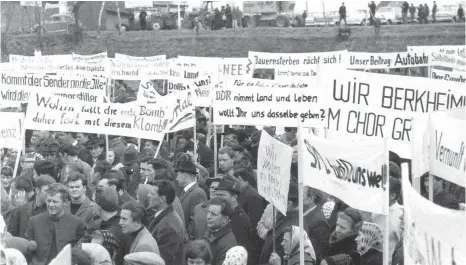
xmin=98 ymin=1 xmax=105 ymax=35
xmin=116 ymin=1 xmax=122 ymax=35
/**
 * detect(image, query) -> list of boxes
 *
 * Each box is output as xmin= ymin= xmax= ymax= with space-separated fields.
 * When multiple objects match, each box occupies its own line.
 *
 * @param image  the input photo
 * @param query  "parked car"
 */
xmin=336 ymin=10 xmax=368 ymax=25
xmin=429 ymin=7 xmax=455 ymax=23
xmin=305 ymin=11 xmax=338 ymax=26
xmin=376 ymin=6 xmax=403 ymax=24
xmin=36 ymin=14 xmax=84 ymax=34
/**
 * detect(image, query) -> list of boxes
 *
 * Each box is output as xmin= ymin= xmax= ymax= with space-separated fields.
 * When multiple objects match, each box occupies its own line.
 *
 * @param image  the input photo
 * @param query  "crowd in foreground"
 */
xmin=0 ymin=110 xmax=463 ymax=265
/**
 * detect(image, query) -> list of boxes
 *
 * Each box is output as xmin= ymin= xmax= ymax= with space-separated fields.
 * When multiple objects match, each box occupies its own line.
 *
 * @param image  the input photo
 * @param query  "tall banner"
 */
xmin=0 ymin=112 xmax=24 ymax=149
xmin=427 ymin=109 xmax=466 ymax=187
xmin=431 ymin=69 xmax=466 ymax=83
xmin=299 ymin=127 xmax=388 ymax=215
xmin=347 ymin=52 xmax=429 ymax=69
xmin=402 ymin=171 xmax=466 ymax=265
xmin=257 ymin=130 xmax=293 ymax=215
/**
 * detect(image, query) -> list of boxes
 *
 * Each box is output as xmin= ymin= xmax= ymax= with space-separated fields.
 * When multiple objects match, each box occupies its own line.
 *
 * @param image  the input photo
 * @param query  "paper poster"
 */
xmin=408 ymin=45 xmax=466 ymax=58
xmin=72 ymin=52 xmax=108 ymax=64
xmin=299 ymin=129 xmax=388 ymax=215
xmin=427 ymin=109 xmax=466 ymax=187
xmin=9 ymin=54 xmax=73 ymax=64
xmin=431 ymin=68 xmax=466 ymax=83
xmin=248 ymin=50 xmax=348 ymax=80
xmin=114 ymin=53 xmax=166 ymax=62
xmin=213 ymin=77 xmax=324 ymax=127
xmin=24 ymin=92 xmax=191 ymax=141
xmin=429 ymin=52 xmax=465 ymax=71
xmin=402 ymin=170 xmax=466 ymax=265
xmin=7 ymin=61 xmax=110 ymax=76
xmin=49 ymin=244 xmax=71 ymax=265
xmin=347 ymin=52 xmax=429 ymax=69
xmin=257 ymin=130 xmax=293 ymax=215
xmin=109 ymin=59 xmax=166 ymax=80
xmin=0 ymin=112 xmax=24 ymax=149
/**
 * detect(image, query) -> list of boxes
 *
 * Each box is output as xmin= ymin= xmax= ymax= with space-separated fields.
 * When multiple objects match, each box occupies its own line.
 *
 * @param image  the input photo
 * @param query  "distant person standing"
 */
xmin=232 ymin=7 xmax=238 ymax=29
xmin=458 ymin=5 xmax=464 ymax=22
xmin=402 ymin=1 xmax=409 ymax=24
xmin=139 ymin=9 xmax=148 ymax=31
xmin=303 ymin=10 xmax=307 ymax=25
xmin=368 ymin=1 xmax=377 ymax=25
xmin=432 ymin=1 xmax=438 ymax=23
xmin=237 ymin=7 xmax=243 ymax=28
xmin=409 ymin=3 xmax=416 ymax=23
xmin=424 ymin=4 xmax=430 ymax=24
xmin=225 ymin=4 xmax=232 ymax=28
xmin=339 ymin=2 xmax=347 ymax=26
xmin=418 ymin=4 xmax=425 ymax=24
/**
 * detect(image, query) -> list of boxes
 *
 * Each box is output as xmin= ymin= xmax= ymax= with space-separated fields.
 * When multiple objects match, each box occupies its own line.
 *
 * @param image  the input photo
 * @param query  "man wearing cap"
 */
xmin=25 ymin=183 xmax=85 ymax=265
xmin=8 ymin=176 xmax=56 ymax=238
xmin=122 ymin=148 xmax=142 ymax=198
xmin=214 ymin=178 xmax=252 ymax=255
xmin=87 ymin=137 xmax=106 ymax=168
xmin=188 ymin=175 xmax=223 ymax=240
xmin=175 ymin=156 xmax=208 ymax=229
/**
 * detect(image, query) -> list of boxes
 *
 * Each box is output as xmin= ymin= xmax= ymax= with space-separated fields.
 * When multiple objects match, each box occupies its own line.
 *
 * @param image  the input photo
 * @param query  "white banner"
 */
xmin=72 ymin=52 xmax=108 ymax=64
xmin=429 ymin=52 xmax=466 ymax=71
xmin=213 ymin=77 xmax=324 ymax=127
xmin=428 ymin=110 xmax=466 ymax=187
xmin=402 ymin=171 xmax=466 ymax=265
xmin=347 ymin=52 xmax=429 ymax=69
xmin=114 ymin=53 xmax=166 ymax=62
xmin=0 ymin=112 xmax=24 ymax=149
xmin=431 ymin=68 xmax=466 ymax=83
xmin=248 ymin=51 xmax=348 ymax=80
xmin=257 ymin=130 xmax=293 ymax=215
xmin=408 ymin=45 xmax=466 ymax=58
xmin=124 ymin=1 xmax=153 ymax=8
xmin=9 ymin=54 xmax=73 ymax=64
xmin=299 ymin=129 xmax=388 ymax=215
xmin=109 ymin=59 xmax=166 ymax=80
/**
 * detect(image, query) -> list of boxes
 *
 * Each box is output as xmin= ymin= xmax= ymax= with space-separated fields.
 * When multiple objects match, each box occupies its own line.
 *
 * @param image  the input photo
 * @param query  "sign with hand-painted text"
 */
xmin=347 ymin=52 xmax=429 ymax=69
xmin=0 ymin=112 xmax=24 ymax=149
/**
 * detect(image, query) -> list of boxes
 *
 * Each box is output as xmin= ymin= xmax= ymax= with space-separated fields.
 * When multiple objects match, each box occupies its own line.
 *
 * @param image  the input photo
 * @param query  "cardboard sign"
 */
xmin=347 ymin=52 xmax=429 ymax=69
xmin=429 ymin=52 xmax=466 ymax=71
xmin=114 ymin=53 xmax=166 ymax=62
xmin=257 ymin=130 xmax=293 ymax=215
xmin=402 ymin=171 xmax=466 ymax=265
xmin=408 ymin=45 xmax=466 ymax=58
xmin=9 ymin=54 xmax=73 ymax=64
xmin=0 ymin=112 xmax=24 ymax=149
xmin=431 ymin=69 xmax=466 ymax=83
xmin=109 ymin=59 xmax=166 ymax=80
xmin=299 ymin=129 xmax=388 ymax=215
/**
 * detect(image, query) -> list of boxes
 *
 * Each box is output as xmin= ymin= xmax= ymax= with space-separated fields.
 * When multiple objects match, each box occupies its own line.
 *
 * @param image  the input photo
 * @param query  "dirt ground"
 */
xmin=2 ymin=23 xmax=464 ymax=61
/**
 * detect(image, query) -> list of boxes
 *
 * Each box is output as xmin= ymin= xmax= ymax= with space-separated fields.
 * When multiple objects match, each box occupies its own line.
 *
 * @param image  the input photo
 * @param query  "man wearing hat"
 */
xmin=87 ymin=137 xmax=106 ymax=168
xmin=175 ymin=155 xmax=207 ymax=229
xmin=215 ymin=178 xmax=252 ymax=256
xmin=122 ymin=148 xmax=142 ymax=198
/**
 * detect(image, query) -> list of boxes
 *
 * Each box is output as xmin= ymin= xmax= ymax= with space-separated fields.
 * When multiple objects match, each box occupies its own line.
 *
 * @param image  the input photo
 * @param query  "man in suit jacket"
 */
xmin=147 ymin=180 xmax=185 ymax=265
xmin=65 ymin=173 xmax=94 ymax=224
xmin=175 ymin=157 xmax=207 ymax=229
xmin=120 ymin=201 xmax=159 ymax=256
xmin=25 ymin=183 xmax=85 ymax=265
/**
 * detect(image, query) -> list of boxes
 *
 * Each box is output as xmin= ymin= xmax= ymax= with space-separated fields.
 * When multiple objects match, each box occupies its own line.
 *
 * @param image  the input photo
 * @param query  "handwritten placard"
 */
xmin=0 ymin=112 xmax=24 ymax=149
xmin=348 ymin=52 xmax=429 ymax=69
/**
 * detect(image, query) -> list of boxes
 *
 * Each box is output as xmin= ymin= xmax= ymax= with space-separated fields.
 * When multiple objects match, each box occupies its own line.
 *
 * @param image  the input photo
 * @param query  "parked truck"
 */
xmin=241 ymin=1 xmax=304 ymax=27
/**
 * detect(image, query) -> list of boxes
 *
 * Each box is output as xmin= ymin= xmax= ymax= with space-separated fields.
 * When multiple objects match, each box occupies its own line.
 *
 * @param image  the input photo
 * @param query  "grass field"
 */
xmin=2 ymin=23 xmax=465 ymax=61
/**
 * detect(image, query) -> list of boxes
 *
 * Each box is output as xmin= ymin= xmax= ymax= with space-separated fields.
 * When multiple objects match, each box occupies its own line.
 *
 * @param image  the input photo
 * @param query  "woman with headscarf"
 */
xmin=391 ymin=211 xmax=404 ymax=265
xmin=268 ymin=225 xmax=316 ymax=265
xmin=351 ymin=222 xmax=383 ymax=265
xmin=223 ymin=246 xmax=248 ymax=265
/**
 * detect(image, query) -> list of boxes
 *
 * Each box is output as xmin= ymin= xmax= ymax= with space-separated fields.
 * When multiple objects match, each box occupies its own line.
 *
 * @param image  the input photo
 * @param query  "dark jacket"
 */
xmin=75 ymin=143 xmax=93 ymax=167
xmin=25 ymin=212 xmax=86 ymax=265
xmin=8 ymin=200 xmax=47 ymax=238
xmin=230 ymin=205 xmax=252 ymax=249
xmin=423 ymin=190 xmax=459 ymax=210
xmin=119 ymin=190 xmax=136 ymax=208
xmin=284 ymin=251 xmax=315 ymax=265
xmin=205 ymin=223 xmax=238 ymax=265
xmin=339 ymin=5 xmax=346 ymax=16
xmin=179 ymin=183 xmax=208 ymax=229
xmin=328 ymin=232 xmax=358 ymax=257
xmin=198 ymin=142 xmax=215 ymax=177
xmin=67 ymin=197 xmax=94 ymax=224
xmin=148 ymin=205 xmax=185 ymax=265
xmin=392 ymin=239 xmax=403 ymax=265
xmin=304 ymin=206 xmax=330 ymax=263
xmin=352 ymin=248 xmax=383 ymax=265
xmin=189 ymin=200 xmax=210 ymax=240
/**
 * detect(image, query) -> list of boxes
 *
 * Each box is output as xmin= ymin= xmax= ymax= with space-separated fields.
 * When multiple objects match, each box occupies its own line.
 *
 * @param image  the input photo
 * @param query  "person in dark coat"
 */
xmin=225 ymin=4 xmax=232 ymax=28
xmin=98 ymin=170 xmax=135 ymax=208
xmin=214 ymin=179 xmax=252 ymax=257
xmin=205 ymin=197 xmax=238 ymax=265
xmin=409 ymin=3 xmax=417 ymax=23
xmin=368 ymin=1 xmax=377 ymax=25
xmin=303 ymin=186 xmax=331 ymax=264
xmin=459 ymin=5 xmax=464 ymax=21
xmin=338 ymin=2 xmax=347 ymax=26
xmin=422 ymin=174 xmax=459 ymax=210
xmin=401 ymin=1 xmax=409 ymax=23
xmin=351 ymin=222 xmax=383 ymax=265
xmin=214 ymin=8 xmax=222 ymax=30
xmin=233 ymin=167 xmax=265 ymax=265
xmin=183 ymin=129 xmax=215 ymax=177
xmin=65 ymin=173 xmax=94 ymax=224
xmin=424 ymin=4 xmax=430 ymax=24
xmin=147 ymin=180 xmax=185 ymax=265
xmin=8 ymin=176 xmax=55 ymax=238
xmin=87 ymin=137 xmax=106 ymax=169
xmin=432 ymin=1 xmax=438 ymax=23
xmin=121 ymin=148 xmax=142 ymax=198
xmin=327 ymin=208 xmax=362 ymax=258
xmin=139 ymin=9 xmax=148 ymax=30
xmin=175 ymin=154 xmax=208 ymax=229
xmin=25 ymin=183 xmax=86 ymax=265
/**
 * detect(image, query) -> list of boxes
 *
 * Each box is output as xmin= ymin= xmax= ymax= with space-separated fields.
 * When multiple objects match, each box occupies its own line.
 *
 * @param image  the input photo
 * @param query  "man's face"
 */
xmin=285 ymin=129 xmax=297 ymax=140
xmin=56 ymin=132 xmax=71 ymax=145
xmin=223 ymin=134 xmax=237 ymax=144
xmin=76 ymin=133 xmax=87 ymax=145
xmin=30 ymin=131 xmax=39 ymax=145
xmin=207 ymin=204 xmax=226 ymax=229
xmin=176 ymin=172 xmax=186 ymax=188
xmin=233 ymin=151 xmax=243 ymax=162
xmin=218 ymin=153 xmax=234 ymax=172
xmin=147 ymin=186 xmax=162 ymax=209
xmin=1 ymin=174 xmax=12 ymax=189
xmin=209 ymin=181 xmax=220 ymax=199
xmin=37 ymin=131 xmax=49 ymax=142
xmin=144 ymin=141 xmax=156 ymax=156
xmin=335 ymin=217 xmax=353 ymax=239
xmin=424 ymin=177 xmax=443 ymax=194
xmin=36 ymin=185 xmax=50 ymax=204
xmin=98 ymin=178 xmax=111 ymax=189
xmin=215 ymin=189 xmax=234 ymax=204
xmin=91 ymin=146 xmax=103 ymax=158
xmin=67 ymin=179 xmax=86 ymax=200
xmin=46 ymin=193 xmax=65 ymax=217
xmin=282 ymin=231 xmax=292 ymax=255
xmin=45 ymin=152 xmax=57 ymax=161
xmin=120 ymin=209 xmax=140 ymax=234
xmin=140 ymin=162 xmax=155 ymax=182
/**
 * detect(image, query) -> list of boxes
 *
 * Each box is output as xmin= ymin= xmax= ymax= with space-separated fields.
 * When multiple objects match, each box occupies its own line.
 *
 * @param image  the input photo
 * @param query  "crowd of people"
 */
xmin=0 ymin=106 xmax=464 ymax=265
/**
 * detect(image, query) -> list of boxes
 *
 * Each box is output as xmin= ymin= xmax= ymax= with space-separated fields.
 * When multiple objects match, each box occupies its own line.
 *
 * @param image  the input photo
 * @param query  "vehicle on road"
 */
xmin=377 ymin=6 xmax=403 ymax=24
xmin=35 ymin=14 xmax=84 ymax=34
xmin=241 ymin=1 xmax=305 ymax=28
xmin=335 ymin=10 xmax=368 ymax=26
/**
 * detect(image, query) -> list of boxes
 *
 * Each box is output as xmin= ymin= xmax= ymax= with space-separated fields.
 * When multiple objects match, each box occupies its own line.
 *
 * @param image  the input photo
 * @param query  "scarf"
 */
xmin=356 ymin=221 xmax=383 ymax=256
xmin=285 ymin=226 xmax=316 ymax=262
xmin=222 ymin=246 xmax=248 ymax=265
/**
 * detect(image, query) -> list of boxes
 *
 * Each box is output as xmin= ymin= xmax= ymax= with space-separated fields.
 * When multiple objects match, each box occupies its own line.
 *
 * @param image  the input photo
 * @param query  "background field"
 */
xmin=2 ymin=23 xmax=465 ymax=61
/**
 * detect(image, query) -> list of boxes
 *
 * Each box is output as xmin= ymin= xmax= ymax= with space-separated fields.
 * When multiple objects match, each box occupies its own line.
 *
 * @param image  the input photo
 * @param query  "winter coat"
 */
xmin=230 ymin=205 xmax=252 ymax=250
xmin=179 ymin=183 xmax=207 ymax=229
xmin=205 ymin=223 xmax=238 ymax=265
xmin=304 ymin=206 xmax=330 ymax=263
xmin=352 ymin=248 xmax=383 ymax=265
xmin=8 ymin=201 xmax=47 ymax=238
xmin=189 ymin=200 xmax=210 ymax=240
xmin=328 ymin=232 xmax=358 ymax=257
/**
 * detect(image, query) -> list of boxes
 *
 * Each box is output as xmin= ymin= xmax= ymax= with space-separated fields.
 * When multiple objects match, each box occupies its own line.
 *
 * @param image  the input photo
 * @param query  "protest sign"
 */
xmin=213 ymin=77 xmax=324 ymax=127
xmin=72 ymin=52 xmax=108 ymax=64
xmin=408 ymin=45 xmax=466 ymax=58
xmin=429 ymin=52 xmax=466 ymax=71
xmin=431 ymin=68 xmax=466 ymax=83
xmin=114 ymin=53 xmax=166 ymax=62
xmin=109 ymin=59 xmax=166 ymax=80
xmin=317 ymin=70 xmax=466 ymax=148
xmin=0 ymin=112 xmax=23 ymax=149
xmin=9 ymin=54 xmax=73 ymax=64
xmin=257 ymin=130 xmax=293 ymax=215
xmin=8 ymin=61 xmax=110 ymax=76
xmin=299 ymin=129 xmax=388 ymax=215
xmin=248 ymin=50 xmax=348 ymax=80
xmin=402 ymin=171 xmax=466 ymax=265
xmin=219 ymin=58 xmax=252 ymax=77
xmin=347 ymin=52 xmax=429 ymax=69
xmin=49 ymin=244 xmax=71 ymax=265
xmin=427 ymin=110 xmax=466 ymax=187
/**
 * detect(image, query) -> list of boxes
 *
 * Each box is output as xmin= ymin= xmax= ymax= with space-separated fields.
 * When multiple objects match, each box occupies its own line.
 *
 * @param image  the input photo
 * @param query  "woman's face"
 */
xmin=107 ymin=151 xmax=115 ymax=165
xmin=8 ymin=150 xmax=18 ymax=159
xmin=282 ymin=231 xmax=293 ymax=255
xmin=187 ymin=258 xmax=207 ymax=265
xmin=1 ymin=174 xmax=12 ymax=189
